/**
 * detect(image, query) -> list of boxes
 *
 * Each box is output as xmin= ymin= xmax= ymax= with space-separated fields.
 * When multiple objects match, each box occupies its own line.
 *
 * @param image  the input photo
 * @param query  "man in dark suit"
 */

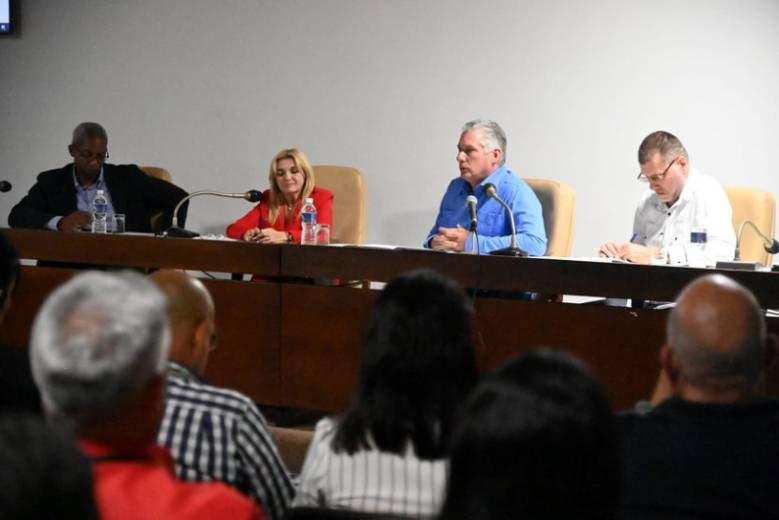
xmin=8 ymin=122 xmax=187 ymax=232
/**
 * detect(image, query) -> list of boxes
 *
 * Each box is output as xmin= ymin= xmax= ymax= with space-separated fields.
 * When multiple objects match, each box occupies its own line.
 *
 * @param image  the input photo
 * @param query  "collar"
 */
xmin=460 ymin=165 xmax=510 ymax=196
xmin=167 ymin=361 xmax=204 ymax=384
xmin=72 ymin=165 xmax=105 ymax=190
xmin=79 ymin=438 xmax=173 ymax=466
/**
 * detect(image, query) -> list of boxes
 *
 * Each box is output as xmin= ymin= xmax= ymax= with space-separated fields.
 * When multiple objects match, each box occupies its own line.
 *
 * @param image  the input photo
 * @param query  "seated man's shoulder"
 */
xmin=154 ymin=472 xmax=261 ymax=518
xmin=36 ymin=165 xmax=71 ymax=183
xmin=167 ymin=376 xmax=259 ymax=418
xmin=106 ymin=163 xmax=147 ymax=177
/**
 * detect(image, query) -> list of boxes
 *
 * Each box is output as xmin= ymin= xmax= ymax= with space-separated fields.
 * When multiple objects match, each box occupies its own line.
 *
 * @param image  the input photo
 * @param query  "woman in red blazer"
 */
xmin=226 ymin=148 xmax=333 ymax=243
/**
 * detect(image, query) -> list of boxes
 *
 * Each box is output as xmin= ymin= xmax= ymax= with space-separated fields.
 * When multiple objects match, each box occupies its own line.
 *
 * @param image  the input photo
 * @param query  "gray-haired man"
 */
xmin=424 ymin=119 xmax=547 ymax=255
xmin=29 ymin=271 xmax=262 ymax=519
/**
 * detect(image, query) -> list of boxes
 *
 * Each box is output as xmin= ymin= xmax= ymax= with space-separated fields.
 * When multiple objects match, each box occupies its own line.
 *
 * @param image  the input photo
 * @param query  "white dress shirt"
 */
xmin=633 ymin=168 xmax=735 ymax=264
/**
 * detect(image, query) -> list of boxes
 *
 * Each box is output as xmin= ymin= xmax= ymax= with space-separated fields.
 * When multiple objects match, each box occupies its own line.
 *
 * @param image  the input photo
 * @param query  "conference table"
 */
xmin=2 ymin=227 xmax=778 ymax=412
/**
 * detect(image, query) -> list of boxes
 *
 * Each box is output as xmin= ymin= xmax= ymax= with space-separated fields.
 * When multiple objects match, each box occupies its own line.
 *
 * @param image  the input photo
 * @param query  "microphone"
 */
xmin=0 ymin=180 xmax=11 ymax=193
xmin=466 ymin=195 xmax=478 ymax=232
xmin=483 ymin=183 xmax=528 ymax=257
xmin=736 ymin=220 xmax=779 ymax=259
xmin=166 ymin=189 xmax=262 ymax=238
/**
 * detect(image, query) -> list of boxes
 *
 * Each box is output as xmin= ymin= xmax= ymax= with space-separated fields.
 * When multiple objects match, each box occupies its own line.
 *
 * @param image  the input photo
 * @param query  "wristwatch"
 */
xmin=287 ymin=232 xmax=293 ymax=244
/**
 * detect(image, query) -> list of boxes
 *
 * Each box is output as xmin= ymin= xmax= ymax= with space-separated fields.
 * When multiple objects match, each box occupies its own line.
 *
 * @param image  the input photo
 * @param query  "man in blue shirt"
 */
xmin=425 ymin=120 xmax=547 ymax=255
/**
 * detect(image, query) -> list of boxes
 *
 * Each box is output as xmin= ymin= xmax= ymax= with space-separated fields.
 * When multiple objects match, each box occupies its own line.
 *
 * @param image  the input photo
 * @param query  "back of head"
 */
xmin=462 ymin=119 xmax=507 ymax=166
xmin=149 ymin=269 xmax=214 ymax=374
xmin=71 ymin=122 xmax=108 ymax=146
xmin=29 ymin=271 xmax=169 ymax=432
xmin=0 ymin=232 xmax=20 ymax=316
xmin=637 ymin=130 xmax=687 ymax=164
xmin=0 ymin=414 xmax=99 ymax=519
xmin=334 ymin=269 xmax=478 ymax=459
xmin=667 ymin=274 xmax=765 ymax=397
xmin=441 ymin=349 xmax=619 ymax=520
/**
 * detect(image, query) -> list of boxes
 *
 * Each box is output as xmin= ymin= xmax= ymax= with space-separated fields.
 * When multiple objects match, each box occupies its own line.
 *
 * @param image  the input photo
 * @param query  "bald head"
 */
xmin=667 ymin=274 xmax=765 ymax=394
xmin=150 ymin=270 xmax=215 ymax=375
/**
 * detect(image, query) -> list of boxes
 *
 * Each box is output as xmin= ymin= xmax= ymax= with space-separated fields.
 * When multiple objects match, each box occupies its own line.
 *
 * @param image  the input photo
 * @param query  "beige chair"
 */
xmin=313 ymin=165 xmax=368 ymax=244
xmin=725 ymin=186 xmax=776 ymax=266
xmin=524 ymin=178 xmax=576 ymax=257
xmin=140 ymin=166 xmax=174 ymax=233
xmin=269 ymin=426 xmax=314 ymax=474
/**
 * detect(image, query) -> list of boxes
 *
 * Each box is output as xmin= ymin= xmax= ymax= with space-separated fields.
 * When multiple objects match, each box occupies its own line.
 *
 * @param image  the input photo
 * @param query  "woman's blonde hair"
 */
xmin=266 ymin=148 xmax=316 ymax=224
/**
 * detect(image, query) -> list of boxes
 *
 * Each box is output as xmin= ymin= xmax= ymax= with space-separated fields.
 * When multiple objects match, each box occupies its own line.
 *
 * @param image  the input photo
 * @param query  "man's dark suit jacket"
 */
xmin=8 ymin=163 xmax=188 ymax=232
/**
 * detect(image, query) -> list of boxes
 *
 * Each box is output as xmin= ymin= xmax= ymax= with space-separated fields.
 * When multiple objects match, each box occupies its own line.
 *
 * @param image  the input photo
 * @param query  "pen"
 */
xmin=629 ymin=232 xmax=638 ymax=243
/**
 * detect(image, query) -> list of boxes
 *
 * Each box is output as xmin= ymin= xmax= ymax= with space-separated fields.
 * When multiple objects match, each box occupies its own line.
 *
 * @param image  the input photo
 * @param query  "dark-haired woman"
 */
xmin=293 ymin=269 xmax=478 ymax=517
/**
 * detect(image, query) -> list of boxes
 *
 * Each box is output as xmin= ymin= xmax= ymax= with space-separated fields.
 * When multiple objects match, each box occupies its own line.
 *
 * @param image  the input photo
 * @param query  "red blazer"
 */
xmin=226 ymin=187 xmax=334 ymax=242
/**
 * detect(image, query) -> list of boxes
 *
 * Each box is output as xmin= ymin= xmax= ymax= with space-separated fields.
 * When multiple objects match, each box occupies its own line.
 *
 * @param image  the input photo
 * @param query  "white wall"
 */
xmin=1 ymin=0 xmax=778 ymax=257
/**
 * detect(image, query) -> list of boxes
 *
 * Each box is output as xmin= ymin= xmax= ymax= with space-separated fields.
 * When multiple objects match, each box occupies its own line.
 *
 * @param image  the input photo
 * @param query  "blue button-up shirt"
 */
xmin=47 ymin=167 xmax=116 ymax=230
xmin=424 ymin=166 xmax=547 ymax=255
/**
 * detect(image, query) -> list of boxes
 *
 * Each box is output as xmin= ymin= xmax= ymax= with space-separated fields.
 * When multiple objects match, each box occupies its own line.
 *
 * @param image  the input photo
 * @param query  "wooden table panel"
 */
xmin=203 ymin=280 xmax=282 ymax=406
xmin=280 ymin=284 xmax=378 ymax=412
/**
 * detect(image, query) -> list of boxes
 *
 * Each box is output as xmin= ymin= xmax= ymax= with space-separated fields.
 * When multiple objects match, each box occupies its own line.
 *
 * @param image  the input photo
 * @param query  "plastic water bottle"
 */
xmin=300 ymin=197 xmax=317 ymax=245
xmin=91 ymin=189 xmax=108 ymax=234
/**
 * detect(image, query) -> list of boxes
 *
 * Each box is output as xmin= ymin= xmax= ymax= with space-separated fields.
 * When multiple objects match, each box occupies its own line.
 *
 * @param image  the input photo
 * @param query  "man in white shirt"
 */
xmin=599 ymin=131 xmax=735 ymax=264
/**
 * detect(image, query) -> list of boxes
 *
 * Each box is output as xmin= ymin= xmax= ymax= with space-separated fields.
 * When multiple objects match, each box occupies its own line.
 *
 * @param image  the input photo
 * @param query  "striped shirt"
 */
xmin=293 ymin=417 xmax=447 ymax=518
xmin=158 ymin=362 xmax=294 ymax=520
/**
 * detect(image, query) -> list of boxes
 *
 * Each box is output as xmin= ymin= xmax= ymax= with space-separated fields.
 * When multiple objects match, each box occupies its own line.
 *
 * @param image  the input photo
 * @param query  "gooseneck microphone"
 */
xmin=736 ymin=220 xmax=779 ymax=259
xmin=466 ymin=195 xmax=478 ymax=232
xmin=166 ymin=189 xmax=262 ymax=238
xmin=0 ymin=180 xmax=11 ymax=193
xmin=483 ymin=183 xmax=528 ymax=257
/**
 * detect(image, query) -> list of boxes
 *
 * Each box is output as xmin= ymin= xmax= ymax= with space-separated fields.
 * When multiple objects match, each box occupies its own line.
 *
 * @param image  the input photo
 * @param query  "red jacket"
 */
xmin=226 ymin=187 xmax=334 ymax=242
xmin=81 ymin=440 xmax=264 ymax=520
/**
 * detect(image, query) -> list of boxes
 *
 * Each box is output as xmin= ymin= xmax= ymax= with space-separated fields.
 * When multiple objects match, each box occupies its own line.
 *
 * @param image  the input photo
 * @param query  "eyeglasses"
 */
xmin=637 ymin=157 xmax=677 ymax=183
xmin=72 ymin=146 xmax=109 ymax=161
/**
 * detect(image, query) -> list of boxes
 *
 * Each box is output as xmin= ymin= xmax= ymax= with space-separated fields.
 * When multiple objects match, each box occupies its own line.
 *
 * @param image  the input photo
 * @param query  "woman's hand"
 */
xmin=242 ymin=227 xmax=263 ymax=243
xmin=257 ymin=228 xmax=289 ymax=244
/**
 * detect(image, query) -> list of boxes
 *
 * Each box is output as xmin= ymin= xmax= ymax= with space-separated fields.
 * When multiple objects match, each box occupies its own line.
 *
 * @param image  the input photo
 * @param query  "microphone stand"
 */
xmin=483 ymin=183 xmax=528 ymax=257
xmin=735 ymin=220 xmax=779 ymax=260
xmin=715 ymin=220 xmax=779 ymax=271
xmin=166 ymin=190 xmax=262 ymax=238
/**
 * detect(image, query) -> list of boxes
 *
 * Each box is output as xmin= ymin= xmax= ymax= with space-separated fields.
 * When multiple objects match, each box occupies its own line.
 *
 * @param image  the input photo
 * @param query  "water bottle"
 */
xmin=91 ymin=189 xmax=108 ymax=234
xmin=300 ymin=197 xmax=317 ymax=245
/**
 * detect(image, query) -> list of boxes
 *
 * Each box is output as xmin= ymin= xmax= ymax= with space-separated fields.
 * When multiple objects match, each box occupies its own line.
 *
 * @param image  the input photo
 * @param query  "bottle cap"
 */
xmin=305 ymin=198 xmax=313 ymax=204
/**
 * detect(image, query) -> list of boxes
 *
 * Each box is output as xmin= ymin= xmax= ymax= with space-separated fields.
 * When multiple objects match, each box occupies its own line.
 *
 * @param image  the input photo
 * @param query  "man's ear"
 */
xmin=660 ymin=344 xmax=680 ymax=384
xmin=492 ymin=147 xmax=503 ymax=166
xmin=67 ymin=144 xmax=76 ymax=158
xmin=192 ymin=318 xmax=212 ymax=373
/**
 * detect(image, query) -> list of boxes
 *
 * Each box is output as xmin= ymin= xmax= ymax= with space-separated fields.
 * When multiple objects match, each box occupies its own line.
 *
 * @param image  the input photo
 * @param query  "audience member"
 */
xmin=29 ymin=271 xmax=264 ymax=519
xmin=425 ymin=119 xmax=546 ymax=255
xmin=226 ymin=148 xmax=333 ymax=244
xmin=599 ymin=131 xmax=735 ymax=264
xmin=0 ymin=413 xmax=99 ymax=519
xmin=293 ymin=269 xmax=478 ymax=517
xmin=0 ymin=232 xmax=41 ymax=414
xmin=619 ymin=274 xmax=779 ymax=518
xmin=151 ymin=269 xmax=293 ymax=520
xmin=8 ymin=122 xmax=187 ymax=232
xmin=440 ymin=349 xmax=619 ymax=520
